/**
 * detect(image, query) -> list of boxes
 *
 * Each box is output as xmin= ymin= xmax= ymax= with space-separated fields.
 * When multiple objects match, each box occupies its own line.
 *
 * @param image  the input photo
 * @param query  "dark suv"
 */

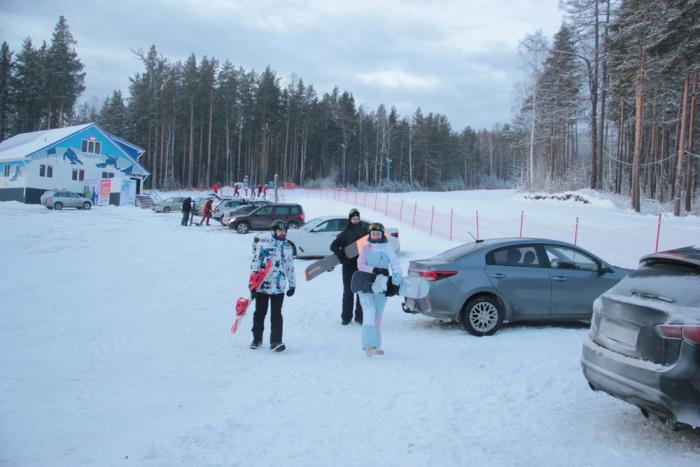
xmin=228 ymin=203 xmax=305 ymax=234
xmin=581 ymin=246 xmax=700 ymax=429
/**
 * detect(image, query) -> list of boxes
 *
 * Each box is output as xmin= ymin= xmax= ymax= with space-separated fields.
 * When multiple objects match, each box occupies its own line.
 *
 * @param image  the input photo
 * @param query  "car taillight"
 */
xmin=412 ymin=270 xmax=457 ymax=281
xmin=300 ymin=213 xmax=305 ymax=221
xmin=391 ymin=231 xmax=399 ymax=238
xmin=657 ymin=324 xmax=700 ymax=345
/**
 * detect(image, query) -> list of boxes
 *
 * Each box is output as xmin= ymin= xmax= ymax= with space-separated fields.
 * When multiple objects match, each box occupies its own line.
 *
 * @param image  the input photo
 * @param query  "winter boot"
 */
xmin=271 ymin=342 xmax=286 ymax=352
xmin=375 ymin=348 xmax=384 ymax=355
xmin=365 ymin=346 xmax=375 ymax=357
xmin=250 ymin=340 xmax=261 ymax=349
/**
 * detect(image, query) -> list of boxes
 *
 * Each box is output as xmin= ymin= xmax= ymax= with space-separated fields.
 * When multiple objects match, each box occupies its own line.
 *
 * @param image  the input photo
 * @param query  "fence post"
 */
xmin=363 ymin=192 xmax=367 ymax=207
xmin=430 ymin=206 xmax=435 ymax=236
xmin=519 ymin=210 xmax=524 ymax=238
xmin=374 ymin=192 xmax=378 ymax=210
xmin=450 ymin=208 xmax=454 ymax=241
xmin=354 ymin=191 xmax=358 ymax=204
xmin=385 ymin=193 xmax=389 ymax=215
xmin=476 ymin=210 xmax=480 ymax=240
xmin=399 ymin=199 xmax=404 ymax=222
xmin=574 ymin=217 xmax=579 ymax=246
xmin=412 ymin=202 xmax=417 ymax=228
xmin=655 ymin=213 xmax=662 ymax=252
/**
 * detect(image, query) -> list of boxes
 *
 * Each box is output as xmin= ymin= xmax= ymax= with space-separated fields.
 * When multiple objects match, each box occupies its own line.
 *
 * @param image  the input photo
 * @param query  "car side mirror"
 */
xmin=598 ymin=264 xmax=614 ymax=275
xmin=311 ymin=227 xmax=321 ymax=233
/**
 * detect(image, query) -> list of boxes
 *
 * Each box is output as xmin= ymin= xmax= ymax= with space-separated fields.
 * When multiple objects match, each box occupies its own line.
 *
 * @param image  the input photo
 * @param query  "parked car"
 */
xmin=213 ymin=198 xmax=272 ymax=222
xmin=402 ymin=238 xmax=631 ymax=336
xmin=152 ymin=197 xmax=187 ymax=213
xmin=228 ymin=203 xmax=305 ymax=234
xmin=43 ymin=190 xmax=92 ymax=210
xmin=581 ymin=246 xmax=700 ymax=429
xmin=252 ymin=215 xmax=400 ymax=258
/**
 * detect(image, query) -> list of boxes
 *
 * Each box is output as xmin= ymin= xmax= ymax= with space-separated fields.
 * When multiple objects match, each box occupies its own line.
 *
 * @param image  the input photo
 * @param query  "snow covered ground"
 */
xmin=1 ymin=189 xmax=699 ymax=466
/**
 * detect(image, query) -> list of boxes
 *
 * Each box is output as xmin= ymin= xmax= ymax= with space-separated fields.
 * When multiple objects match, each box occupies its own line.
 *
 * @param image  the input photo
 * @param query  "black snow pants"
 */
xmin=341 ymin=263 xmax=363 ymax=323
xmin=252 ymin=293 xmax=285 ymax=345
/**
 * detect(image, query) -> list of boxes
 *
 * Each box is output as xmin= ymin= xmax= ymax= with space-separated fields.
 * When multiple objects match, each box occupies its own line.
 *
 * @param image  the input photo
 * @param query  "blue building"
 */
xmin=0 ymin=122 xmax=149 ymax=204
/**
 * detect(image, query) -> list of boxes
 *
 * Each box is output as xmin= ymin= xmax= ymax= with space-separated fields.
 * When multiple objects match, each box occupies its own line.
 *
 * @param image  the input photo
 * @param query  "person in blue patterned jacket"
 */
xmin=249 ymin=220 xmax=296 ymax=352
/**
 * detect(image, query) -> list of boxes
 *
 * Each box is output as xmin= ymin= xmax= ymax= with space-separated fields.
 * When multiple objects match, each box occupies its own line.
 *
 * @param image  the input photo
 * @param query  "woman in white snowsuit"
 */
xmin=356 ymin=223 xmax=403 ymax=356
xmin=249 ymin=220 xmax=296 ymax=352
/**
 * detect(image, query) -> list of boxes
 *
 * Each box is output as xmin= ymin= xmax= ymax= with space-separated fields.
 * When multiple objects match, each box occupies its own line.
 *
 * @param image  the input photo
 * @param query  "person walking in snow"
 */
xmin=233 ymin=183 xmax=240 ymax=197
xmin=249 ymin=220 xmax=296 ymax=352
xmin=200 ymin=199 xmax=213 ymax=225
xmin=330 ymin=208 xmax=367 ymax=325
xmin=356 ymin=222 xmax=403 ymax=357
xmin=181 ymin=197 xmax=192 ymax=226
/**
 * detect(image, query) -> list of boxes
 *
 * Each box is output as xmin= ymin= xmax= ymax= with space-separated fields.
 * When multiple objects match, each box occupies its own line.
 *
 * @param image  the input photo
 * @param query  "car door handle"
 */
xmin=552 ymin=276 xmax=567 ymax=282
xmin=491 ymin=273 xmax=505 ymax=279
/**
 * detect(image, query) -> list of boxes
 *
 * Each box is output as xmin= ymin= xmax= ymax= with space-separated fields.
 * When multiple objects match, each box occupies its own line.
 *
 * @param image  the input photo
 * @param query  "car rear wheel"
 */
xmin=462 ymin=296 xmax=503 ymax=336
xmin=83 ymin=202 xmax=91 ymax=210
xmin=236 ymin=222 xmax=250 ymax=234
xmin=54 ymin=202 xmax=63 ymax=210
xmin=287 ymin=221 xmax=299 ymax=229
xmin=163 ymin=206 xmax=171 ymax=213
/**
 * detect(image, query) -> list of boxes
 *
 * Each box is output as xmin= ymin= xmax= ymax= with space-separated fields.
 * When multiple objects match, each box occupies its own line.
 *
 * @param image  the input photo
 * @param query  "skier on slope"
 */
xmin=249 ymin=220 xmax=296 ymax=352
xmin=330 ymin=208 xmax=367 ymax=325
xmin=356 ymin=222 xmax=403 ymax=356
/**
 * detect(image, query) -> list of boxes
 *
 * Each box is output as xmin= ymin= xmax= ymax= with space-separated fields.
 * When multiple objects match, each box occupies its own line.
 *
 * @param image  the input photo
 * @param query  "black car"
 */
xmin=227 ymin=203 xmax=305 ymax=234
xmin=581 ymin=246 xmax=700 ymax=428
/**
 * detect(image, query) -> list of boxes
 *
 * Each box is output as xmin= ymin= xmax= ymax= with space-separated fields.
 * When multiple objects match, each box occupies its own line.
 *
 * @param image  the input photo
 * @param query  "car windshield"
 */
xmin=299 ymin=217 xmax=329 ymax=231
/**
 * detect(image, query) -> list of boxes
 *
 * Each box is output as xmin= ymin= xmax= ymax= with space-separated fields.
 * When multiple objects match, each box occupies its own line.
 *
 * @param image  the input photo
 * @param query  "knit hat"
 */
xmin=348 ymin=208 xmax=360 ymax=220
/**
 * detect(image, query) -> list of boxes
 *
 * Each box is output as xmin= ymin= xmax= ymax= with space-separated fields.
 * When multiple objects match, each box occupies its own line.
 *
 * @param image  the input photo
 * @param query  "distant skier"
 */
xmin=200 ymin=199 xmax=213 ymax=225
xmin=356 ymin=223 xmax=403 ymax=356
xmin=249 ymin=220 xmax=296 ymax=352
xmin=181 ymin=197 xmax=192 ymax=226
xmin=330 ymin=208 xmax=367 ymax=325
xmin=233 ymin=183 xmax=240 ymax=197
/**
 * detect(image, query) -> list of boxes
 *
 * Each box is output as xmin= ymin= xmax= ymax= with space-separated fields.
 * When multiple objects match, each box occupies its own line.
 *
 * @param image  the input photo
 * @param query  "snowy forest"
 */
xmin=0 ymin=0 xmax=698 ymax=214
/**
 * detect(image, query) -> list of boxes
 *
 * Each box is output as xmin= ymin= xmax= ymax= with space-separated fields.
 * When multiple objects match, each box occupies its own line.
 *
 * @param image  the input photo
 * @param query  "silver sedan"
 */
xmin=403 ymin=238 xmax=631 ymax=336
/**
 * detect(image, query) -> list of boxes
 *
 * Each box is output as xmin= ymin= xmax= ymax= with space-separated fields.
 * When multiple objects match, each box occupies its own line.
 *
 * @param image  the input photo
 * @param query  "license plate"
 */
xmin=600 ymin=319 xmax=639 ymax=347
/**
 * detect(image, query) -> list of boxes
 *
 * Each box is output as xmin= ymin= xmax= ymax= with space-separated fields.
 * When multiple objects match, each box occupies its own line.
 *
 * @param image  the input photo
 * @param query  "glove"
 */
xmin=286 ymin=287 xmax=295 ymax=297
xmin=373 ymin=267 xmax=390 ymax=276
xmin=250 ymin=289 xmax=257 ymax=300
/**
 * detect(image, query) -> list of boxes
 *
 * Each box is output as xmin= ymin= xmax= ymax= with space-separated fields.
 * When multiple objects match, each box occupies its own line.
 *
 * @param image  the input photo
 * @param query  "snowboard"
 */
xmin=303 ymin=234 xmax=373 ymax=281
xmin=231 ymin=258 xmax=274 ymax=333
xmin=350 ymin=271 xmax=430 ymax=299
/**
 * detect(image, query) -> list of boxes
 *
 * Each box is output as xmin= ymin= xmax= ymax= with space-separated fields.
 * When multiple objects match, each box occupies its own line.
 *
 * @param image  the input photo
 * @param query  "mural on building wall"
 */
xmin=121 ymin=165 xmax=134 ymax=175
xmin=11 ymin=165 xmax=22 ymax=181
xmin=62 ymin=148 xmax=83 ymax=165
xmin=96 ymin=155 xmax=119 ymax=170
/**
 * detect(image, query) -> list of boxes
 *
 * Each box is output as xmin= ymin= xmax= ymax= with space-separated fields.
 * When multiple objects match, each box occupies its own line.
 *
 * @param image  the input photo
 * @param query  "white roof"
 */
xmin=0 ymin=123 xmax=93 ymax=162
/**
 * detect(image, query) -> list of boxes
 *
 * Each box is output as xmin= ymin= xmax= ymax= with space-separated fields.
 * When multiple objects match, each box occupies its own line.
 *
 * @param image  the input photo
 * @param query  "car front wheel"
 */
xmin=163 ymin=206 xmax=171 ymax=213
xmin=236 ymin=222 xmax=250 ymax=234
xmin=462 ymin=296 xmax=503 ymax=336
xmin=83 ymin=202 xmax=91 ymax=210
xmin=54 ymin=202 xmax=63 ymax=210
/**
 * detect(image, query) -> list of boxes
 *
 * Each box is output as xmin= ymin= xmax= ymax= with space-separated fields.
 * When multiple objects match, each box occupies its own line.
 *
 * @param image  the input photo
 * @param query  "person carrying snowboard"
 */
xmin=249 ymin=220 xmax=296 ymax=352
xmin=356 ymin=223 xmax=403 ymax=356
xmin=330 ymin=208 xmax=367 ymax=325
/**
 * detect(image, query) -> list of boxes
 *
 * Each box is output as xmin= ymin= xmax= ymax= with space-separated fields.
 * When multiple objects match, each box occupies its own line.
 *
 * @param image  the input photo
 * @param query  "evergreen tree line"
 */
xmin=514 ymin=0 xmax=699 ymax=214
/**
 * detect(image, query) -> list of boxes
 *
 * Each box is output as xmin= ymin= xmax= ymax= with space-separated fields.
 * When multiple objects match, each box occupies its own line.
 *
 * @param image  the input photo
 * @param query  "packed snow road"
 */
xmin=1 ymin=192 xmax=699 ymax=466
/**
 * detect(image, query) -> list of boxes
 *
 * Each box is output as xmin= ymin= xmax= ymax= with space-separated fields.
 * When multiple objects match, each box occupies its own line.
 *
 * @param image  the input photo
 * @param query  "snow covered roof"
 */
xmin=0 ymin=123 xmax=93 ymax=162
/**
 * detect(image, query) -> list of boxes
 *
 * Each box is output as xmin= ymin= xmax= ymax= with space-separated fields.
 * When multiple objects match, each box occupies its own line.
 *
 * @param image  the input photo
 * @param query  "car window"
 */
xmin=291 ymin=206 xmax=301 ymax=214
xmin=255 ymin=206 xmax=273 ymax=216
xmin=544 ymin=245 xmax=598 ymax=271
xmin=273 ymin=206 xmax=292 ymax=215
xmin=487 ymin=245 xmax=542 ymax=267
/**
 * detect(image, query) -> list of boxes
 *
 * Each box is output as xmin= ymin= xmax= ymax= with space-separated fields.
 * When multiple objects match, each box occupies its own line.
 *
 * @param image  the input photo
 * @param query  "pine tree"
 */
xmin=46 ymin=16 xmax=85 ymax=128
xmin=0 ymin=42 xmax=12 ymax=141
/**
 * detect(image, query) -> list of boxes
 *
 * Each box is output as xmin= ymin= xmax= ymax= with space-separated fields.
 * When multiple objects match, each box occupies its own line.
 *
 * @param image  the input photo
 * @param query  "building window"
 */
xmin=72 ymin=169 xmax=85 ymax=181
xmin=102 ymin=172 xmax=114 ymax=179
xmin=3 ymin=165 xmax=9 ymax=177
xmin=47 ymin=165 xmax=53 ymax=177
xmin=82 ymin=139 xmax=102 ymax=154
xmin=40 ymin=164 xmax=46 ymax=177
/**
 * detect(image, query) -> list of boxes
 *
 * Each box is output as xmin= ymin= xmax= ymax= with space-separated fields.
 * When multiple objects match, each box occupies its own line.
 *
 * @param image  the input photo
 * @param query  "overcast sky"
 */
xmin=0 ymin=0 xmax=564 ymax=130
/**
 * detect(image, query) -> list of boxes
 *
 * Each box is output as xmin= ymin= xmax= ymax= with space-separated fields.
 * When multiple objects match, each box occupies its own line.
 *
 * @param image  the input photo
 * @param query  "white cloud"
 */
xmin=356 ymin=69 xmax=441 ymax=90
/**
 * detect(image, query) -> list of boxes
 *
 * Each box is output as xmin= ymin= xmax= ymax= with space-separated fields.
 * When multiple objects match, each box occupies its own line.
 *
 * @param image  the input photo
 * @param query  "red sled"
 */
xmin=231 ymin=258 xmax=273 ymax=334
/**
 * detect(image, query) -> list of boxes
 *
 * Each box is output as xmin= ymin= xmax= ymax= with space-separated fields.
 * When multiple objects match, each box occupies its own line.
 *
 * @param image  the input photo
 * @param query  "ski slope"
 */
xmin=1 ymin=189 xmax=699 ymax=466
